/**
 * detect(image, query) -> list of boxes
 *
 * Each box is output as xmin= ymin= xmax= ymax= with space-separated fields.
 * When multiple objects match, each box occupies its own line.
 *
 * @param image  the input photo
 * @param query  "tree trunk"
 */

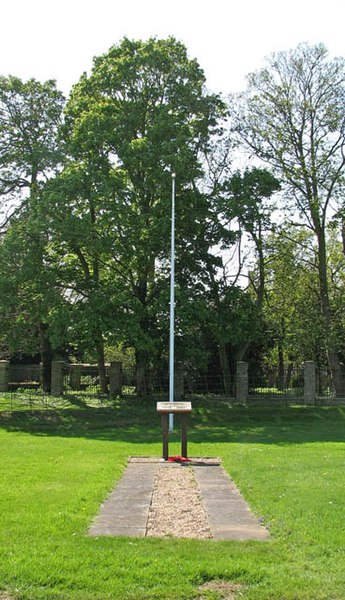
xmin=38 ymin=322 xmax=53 ymax=393
xmin=218 ymin=342 xmax=232 ymax=396
xmin=236 ymin=340 xmax=250 ymax=363
xmin=285 ymin=361 xmax=294 ymax=388
xmin=96 ymin=339 xmax=108 ymax=395
xmin=277 ymin=344 xmax=285 ymax=391
xmin=317 ymin=227 xmax=345 ymax=396
xmin=327 ymin=348 xmax=345 ymax=396
xmin=135 ymin=349 xmax=150 ymax=397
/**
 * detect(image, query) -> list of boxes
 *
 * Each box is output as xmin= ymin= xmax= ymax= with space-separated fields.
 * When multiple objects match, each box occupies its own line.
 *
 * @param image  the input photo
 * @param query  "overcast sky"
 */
xmin=1 ymin=0 xmax=344 ymax=96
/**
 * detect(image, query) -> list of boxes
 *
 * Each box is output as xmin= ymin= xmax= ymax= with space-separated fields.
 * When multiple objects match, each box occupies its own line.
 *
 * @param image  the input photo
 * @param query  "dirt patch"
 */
xmin=198 ymin=580 xmax=244 ymax=599
xmin=146 ymin=464 xmax=212 ymax=539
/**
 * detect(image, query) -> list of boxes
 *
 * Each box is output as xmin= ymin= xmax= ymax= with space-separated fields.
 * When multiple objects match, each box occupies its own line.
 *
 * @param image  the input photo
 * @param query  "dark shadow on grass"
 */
xmin=0 ymin=396 xmax=345 ymax=446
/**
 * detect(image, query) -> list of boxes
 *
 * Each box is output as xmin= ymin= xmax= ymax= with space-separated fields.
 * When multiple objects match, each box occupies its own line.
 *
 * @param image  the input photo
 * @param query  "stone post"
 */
xmin=51 ymin=361 xmax=65 ymax=396
xmin=0 ymin=360 xmax=10 ymax=392
xmin=70 ymin=365 xmax=82 ymax=391
xmin=174 ymin=363 xmax=184 ymax=401
xmin=304 ymin=361 xmax=316 ymax=405
xmin=236 ymin=361 xmax=248 ymax=403
xmin=109 ymin=361 xmax=122 ymax=397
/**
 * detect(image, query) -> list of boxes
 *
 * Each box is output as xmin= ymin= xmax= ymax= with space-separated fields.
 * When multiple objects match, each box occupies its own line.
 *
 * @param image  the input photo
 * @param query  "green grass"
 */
xmin=0 ymin=397 xmax=345 ymax=599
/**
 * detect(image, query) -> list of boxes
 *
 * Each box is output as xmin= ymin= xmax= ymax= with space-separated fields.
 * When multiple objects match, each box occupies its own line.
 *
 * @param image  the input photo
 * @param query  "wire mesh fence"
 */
xmin=8 ymin=364 xmax=41 ymax=392
xmin=1 ymin=361 xmax=343 ymax=412
xmin=248 ymin=367 xmax=304 ymax=403
xmin=316 ymin=370 xmax=336 ymax=398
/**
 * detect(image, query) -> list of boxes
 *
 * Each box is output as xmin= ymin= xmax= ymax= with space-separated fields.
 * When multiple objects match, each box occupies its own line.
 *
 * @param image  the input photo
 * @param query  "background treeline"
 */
xmin=0 ymin=38 xmax=344 ymax=395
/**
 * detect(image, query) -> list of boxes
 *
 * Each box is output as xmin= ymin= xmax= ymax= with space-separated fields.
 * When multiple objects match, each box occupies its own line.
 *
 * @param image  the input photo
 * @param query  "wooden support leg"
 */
xmin=162 ymin=414 xmax=169 ymax=460
xmin=181 ymin=414 xmax=187 ymax=458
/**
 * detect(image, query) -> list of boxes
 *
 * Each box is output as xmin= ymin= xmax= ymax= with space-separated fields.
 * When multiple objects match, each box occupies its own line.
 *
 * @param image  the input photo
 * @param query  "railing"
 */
xmin=8 ymin=364 xmax=41 ymax=390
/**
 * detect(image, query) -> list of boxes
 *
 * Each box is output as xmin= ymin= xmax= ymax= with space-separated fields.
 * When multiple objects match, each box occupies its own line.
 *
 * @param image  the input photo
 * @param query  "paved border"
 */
xmin=89 ymin=462 xmax=157 ymax=537
xmin=194 ymin=465 xmax=270 ymax=540
xmin=88 ymin=458 xmax=270 ymax=541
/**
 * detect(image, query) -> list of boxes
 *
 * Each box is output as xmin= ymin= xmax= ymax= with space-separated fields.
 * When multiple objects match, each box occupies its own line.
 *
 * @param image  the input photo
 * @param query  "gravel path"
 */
xmin=146 ymin=464 xmax=212 ymax=539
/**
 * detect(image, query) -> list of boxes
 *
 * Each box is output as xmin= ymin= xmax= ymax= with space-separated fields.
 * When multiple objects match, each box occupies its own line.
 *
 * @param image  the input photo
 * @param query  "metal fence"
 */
xmin=248 ymin=367 xmax=304 ymax=403
xmin=1 ymin=361 xmax=343 ymax=412
xmin=63 ymin=364 xmax=137 ymax=397
xmin=8 ymin=364 xmax=41 ymax=391
xmin=316 ymin=370 xmax=336 ymax=398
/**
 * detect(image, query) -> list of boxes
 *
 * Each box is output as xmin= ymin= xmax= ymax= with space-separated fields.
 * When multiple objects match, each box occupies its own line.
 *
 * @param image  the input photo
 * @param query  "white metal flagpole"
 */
xmin=169 ymin=172 xmax=176 ymax=433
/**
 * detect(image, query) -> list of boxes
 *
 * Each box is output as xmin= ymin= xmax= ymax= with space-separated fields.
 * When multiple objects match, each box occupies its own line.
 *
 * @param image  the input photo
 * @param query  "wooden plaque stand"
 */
xmin=156 ymin=402 xmax=192 ymax=460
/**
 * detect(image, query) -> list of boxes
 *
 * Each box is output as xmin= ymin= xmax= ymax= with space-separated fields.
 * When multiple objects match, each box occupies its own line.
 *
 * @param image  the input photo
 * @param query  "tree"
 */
xmin=61 ymin=37 xmax=226 ymax=395
xmin=263 ymin=228 xmax=324 ymax=382
xmin=0 ymin=76 xmax=64 ymax=222
xmin=0 ymin=210 xmax=70 ymax=391
xmin=0 ymin=76 xmax=65 ymax=388
xmin=208 ymin=167 xmax=281 ymax=386
xmin=233 ymin=43 xmax=345 ymax=395
xmin=223 ymin=168 xmax=280 ymax=311
xmin=43 ymin=162 xmax=124 ymax=394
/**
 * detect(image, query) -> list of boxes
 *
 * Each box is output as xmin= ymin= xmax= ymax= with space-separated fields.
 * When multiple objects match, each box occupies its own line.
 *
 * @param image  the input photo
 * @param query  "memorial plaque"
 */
xmin=156 ymin=401 xmax=192 ymax=413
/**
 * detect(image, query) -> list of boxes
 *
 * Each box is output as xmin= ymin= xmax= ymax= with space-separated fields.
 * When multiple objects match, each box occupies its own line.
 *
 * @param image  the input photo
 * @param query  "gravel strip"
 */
xmin=146 ymin=464 xmax=212 ymax=539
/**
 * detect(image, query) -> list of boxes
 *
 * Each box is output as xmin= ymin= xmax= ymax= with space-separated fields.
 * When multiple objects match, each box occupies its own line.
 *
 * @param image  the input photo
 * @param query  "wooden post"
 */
xmin=180 ymin=414 xmax=188 ymax=458
xmin=162 ymin=414 xmax=169 ymax=461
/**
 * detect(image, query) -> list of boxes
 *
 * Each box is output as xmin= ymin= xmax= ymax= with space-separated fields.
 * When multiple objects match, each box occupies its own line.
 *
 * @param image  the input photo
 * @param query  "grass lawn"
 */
xmin=0 ymin=397 xmax=344 ymax=599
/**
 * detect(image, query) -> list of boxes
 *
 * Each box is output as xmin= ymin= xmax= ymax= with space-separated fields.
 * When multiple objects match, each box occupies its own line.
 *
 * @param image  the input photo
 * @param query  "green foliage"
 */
xmin=235 ymin=43 xmax=345 ymax=214
xmin=233 ymin=43 xmax=345 ymax=392
xmin=224 ymin=168 xmax=281 ymax=233
xmin=1 ymin=41 xmax=344 ymax=393
xmin=50 ymin=37 xmax=227 ymax=382
xmin=0 ymin=212 xmax=69 ymax=355
xmin=0 ymin=75 xmax=66 ymax=381
xmin=0 ymin=75 xmax=64 ymax=201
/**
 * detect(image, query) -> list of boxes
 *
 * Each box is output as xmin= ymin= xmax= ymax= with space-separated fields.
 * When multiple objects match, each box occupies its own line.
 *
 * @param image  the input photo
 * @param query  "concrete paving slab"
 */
xmin=194 ymin=465 xmax=270 ymax=541
xmin=88 ymin=462 xmax=157 ymax=537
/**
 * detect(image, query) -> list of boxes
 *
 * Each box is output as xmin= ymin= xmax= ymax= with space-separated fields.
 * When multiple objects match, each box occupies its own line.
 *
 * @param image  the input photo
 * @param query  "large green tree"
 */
xmin=43 ymin=161 xmax=126 ymax=394
xmin=223 ymin=168 xmax=281 ymax=310
xmin=0 ymin=76 xmax=65 ymax=387
xmin=0 ymin=209 xmax=70 ymax=391
xmin=60 ymin=37 xmax=226 ymax=394
xmin=233 ymin=43 xmax=345 ymax=395
xmin=263 ymin=229 xmax=325 ymax=381
xmin=208 ymin=167 xmax=281 ymax=387
xmin=0 ymin=76 xmax=64 ymax=218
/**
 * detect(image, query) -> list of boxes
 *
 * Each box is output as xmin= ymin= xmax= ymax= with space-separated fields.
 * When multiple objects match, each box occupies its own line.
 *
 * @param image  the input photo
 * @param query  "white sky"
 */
xmin=1 ymin=0 xmax=345 ymax=97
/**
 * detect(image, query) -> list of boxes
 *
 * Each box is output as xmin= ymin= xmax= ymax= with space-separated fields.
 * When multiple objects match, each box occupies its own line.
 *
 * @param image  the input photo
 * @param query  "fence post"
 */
xmin=236 ymin=361 xmax=248 ymax=403
xmin=304 ymin=361 xmax=316 ymax=405
xmin=0 ymin=360 xmax=10 ymax=392
xmin=109 ymin=361 xmax=123 ymax=397
xmin=174 ymin=363 xmax=184 ymax=401
xmin=51 ymin=361 xmax=65 ymax=396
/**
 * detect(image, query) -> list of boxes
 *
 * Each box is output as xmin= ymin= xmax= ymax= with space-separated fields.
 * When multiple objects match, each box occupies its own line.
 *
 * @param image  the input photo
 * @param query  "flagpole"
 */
xmin=169 ymin=172 xmax=176 ymax=433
